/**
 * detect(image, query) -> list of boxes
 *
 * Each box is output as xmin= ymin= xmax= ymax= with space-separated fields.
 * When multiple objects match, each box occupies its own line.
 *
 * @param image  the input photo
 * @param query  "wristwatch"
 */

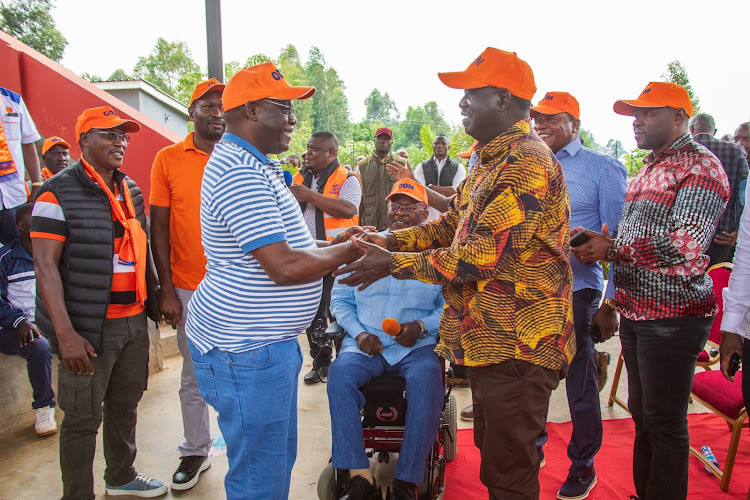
xmin=602 ymin=298 xmax=615 ymax=308
xmin=416 ymin=320 xmax=428 ymax=339
xmin=606 ymin=244 xmax=618 ymax=262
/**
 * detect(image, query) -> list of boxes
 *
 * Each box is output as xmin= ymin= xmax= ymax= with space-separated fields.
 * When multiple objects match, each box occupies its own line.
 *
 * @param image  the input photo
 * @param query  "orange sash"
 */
xmin=0 ymin=118 xmax=18 ymax=182
xmin=41 ymin=167 xmax=54 ymax=180
xmin=81 ymin=159 xmax=148 ymax=306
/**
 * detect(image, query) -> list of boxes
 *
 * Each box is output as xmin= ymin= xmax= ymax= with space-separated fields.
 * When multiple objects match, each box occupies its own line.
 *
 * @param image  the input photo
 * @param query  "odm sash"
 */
xmin=0 ymin=118 xmax=18 ymax=183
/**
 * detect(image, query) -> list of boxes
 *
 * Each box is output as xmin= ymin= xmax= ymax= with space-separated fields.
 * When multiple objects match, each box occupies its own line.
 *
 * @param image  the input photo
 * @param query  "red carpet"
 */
xmin=444 ymin=414 xmax=749 ymax=499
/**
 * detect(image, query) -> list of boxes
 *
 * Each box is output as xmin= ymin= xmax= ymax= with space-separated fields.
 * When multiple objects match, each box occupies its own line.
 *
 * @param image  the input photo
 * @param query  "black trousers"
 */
xmin=305 ymin=275 xmax=333 ymax=367
xmin=620 ymin=316 xmax=712 ymax=500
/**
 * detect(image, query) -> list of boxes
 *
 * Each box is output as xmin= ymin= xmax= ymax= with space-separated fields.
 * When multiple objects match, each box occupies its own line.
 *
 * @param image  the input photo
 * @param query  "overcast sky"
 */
xmin=54 ymin=0 xmax=750 ymax=151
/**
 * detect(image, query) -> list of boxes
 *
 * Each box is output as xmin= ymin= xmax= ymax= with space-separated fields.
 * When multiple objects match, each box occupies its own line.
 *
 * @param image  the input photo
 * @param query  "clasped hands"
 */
xmin=329 ymin=226 xmax=397 ymax=290
xmin=355 ymin=321 xmax=422 ymax=355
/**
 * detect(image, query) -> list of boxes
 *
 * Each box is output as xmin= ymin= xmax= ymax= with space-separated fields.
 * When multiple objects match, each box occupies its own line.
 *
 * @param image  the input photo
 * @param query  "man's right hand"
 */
xmin=355 ymin=332 xmax=383 ymax=355
xmin=719 ymin=331 xmax=744 ymax=382
xmin=17 ymin=320 xmax=44 ymax=347
xmin=59 ymin=330 xmax=97 ymax=375
xmin=158 ymin=287 xmax=183 ymax=329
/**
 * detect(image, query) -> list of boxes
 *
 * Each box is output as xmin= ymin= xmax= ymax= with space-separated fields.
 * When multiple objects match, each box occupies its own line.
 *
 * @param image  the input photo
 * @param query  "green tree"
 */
xmin=224 ymin=60 xmax=242 ymax=80
xmin=107 ymin=68 xmax=131 ymax=81
xmin=365 ymin=89 xmax=398 ymax=124
xmin=133 ymin=38 xmax=204 ymax=104
xmin=277 ymin=45 xmax=313 ymax=124
xmin=605 ymin=139 xmax=625 ymax=160
xmin=622 ymin=148 xmax=650 ymax=176
xmin=662 ymin=60 xmax=701 ymax=114
xmin=396 ymin=101 xmax=449 ymax=148
xmin=0 ymin=0 xmax=67 ymax=62
xmin=80 ymin=72 xmax=102 ymax=82
xmin=579 ymin=129 xmax=603 ymax=152
xmin=304 ymin=47 xmax=350 ymax=141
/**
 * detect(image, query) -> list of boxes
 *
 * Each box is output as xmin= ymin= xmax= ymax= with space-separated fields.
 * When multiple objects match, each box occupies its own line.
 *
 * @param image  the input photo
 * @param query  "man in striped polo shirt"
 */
xmin=574 ymin=82 xmax=730 ymax=500
xmin=185 ymin=63 xmax=361 ymax=500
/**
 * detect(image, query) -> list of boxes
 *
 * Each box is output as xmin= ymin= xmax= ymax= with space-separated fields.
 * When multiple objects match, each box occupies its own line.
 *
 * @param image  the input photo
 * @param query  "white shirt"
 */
xmin=414 ymin=156 xmax=467 ymax=221
xmin=721 ymin=186 xmax=750 ymax=340
xmin=0 ymin=88 xmax=41 ymax=209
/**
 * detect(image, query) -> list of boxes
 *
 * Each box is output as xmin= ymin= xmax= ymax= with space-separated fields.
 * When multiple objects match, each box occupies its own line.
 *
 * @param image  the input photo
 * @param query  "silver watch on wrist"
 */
xmin=416 ymin=320 xmax=428 ymax=339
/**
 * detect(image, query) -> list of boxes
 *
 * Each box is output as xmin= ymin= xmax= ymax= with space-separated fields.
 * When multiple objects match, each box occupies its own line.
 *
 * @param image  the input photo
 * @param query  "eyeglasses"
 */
xmin=262 ymin=98 xmax=295 ymax=117
xmin=388 ymin=202 xmax=425 ymax=215
xmin=89 ymin=130 xmax=131 ymax=143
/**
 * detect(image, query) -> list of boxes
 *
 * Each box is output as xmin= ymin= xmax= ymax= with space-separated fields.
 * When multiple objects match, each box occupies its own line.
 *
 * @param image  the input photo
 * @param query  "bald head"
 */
xmin=689 ymin=113 xmax=716 ymax=137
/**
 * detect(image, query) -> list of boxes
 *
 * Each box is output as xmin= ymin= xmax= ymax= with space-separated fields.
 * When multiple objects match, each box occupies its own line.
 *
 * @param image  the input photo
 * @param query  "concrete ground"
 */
xmin=0 ymin=332 xmax=708 ymax=500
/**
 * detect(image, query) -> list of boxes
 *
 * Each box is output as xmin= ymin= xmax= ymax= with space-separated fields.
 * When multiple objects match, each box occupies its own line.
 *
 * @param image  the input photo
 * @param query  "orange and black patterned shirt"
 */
xmin=390 ymin=120 xmax=575 ymax=370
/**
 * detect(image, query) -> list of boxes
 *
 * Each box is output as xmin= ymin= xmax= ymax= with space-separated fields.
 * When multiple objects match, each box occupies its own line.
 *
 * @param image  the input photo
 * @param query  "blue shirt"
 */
xmin=186 ymin=133 xmax=321 ymax=353
xmin=558 ymin=139 xmax=627 ymax=298
xmin=330 ymin=272 xmax=444 ymax=365
xmin=0 ymin=238 xmax=35 ymax=329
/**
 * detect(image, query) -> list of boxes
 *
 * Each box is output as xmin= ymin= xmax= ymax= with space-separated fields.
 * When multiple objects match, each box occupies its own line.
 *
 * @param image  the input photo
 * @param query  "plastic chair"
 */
xmin=688 ymin=370 xmax=748 ymax=491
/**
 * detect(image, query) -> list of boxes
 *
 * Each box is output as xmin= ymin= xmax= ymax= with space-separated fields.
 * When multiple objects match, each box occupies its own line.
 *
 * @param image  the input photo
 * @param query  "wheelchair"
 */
xmin=317 ymin=346 xmax=458 ymax=500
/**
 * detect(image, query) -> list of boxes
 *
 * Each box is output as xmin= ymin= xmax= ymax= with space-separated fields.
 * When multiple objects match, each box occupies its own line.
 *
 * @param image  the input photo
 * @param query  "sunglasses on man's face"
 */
xmin=88 ymin=130 xmax=131 ymax=143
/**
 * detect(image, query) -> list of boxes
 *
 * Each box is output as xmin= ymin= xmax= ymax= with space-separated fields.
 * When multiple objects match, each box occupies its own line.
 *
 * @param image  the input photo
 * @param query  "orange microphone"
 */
xmin=382 ymin=318 xmax=401 ymax=336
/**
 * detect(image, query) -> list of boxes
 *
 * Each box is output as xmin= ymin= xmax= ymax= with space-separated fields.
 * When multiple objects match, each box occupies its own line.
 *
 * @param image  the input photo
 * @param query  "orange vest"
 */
xmin=292 ymin=164 xmax=359 ymax=241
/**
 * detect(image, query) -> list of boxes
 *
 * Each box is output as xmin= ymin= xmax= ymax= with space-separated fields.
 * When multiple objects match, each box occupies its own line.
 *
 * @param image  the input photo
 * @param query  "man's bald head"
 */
xmin=689 ymin=113 xmax=716 ymax=137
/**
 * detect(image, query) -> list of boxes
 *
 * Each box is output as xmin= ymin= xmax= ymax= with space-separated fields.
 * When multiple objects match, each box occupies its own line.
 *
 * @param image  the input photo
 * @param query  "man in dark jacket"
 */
xmin=31 ymin=106 xmax=167 ymax=499
xmin=414 ymin=134 xmax=466 ymax=222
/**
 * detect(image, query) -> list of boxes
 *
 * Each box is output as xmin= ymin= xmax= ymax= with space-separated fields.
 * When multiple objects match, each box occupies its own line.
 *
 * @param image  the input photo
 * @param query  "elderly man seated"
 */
xmin=327 ymin=180 xmax=445 ymax=500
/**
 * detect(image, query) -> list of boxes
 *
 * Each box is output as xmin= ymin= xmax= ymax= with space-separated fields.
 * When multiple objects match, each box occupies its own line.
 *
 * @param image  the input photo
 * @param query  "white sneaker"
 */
xmin=35 ymin=406 xmax=57 ymax=436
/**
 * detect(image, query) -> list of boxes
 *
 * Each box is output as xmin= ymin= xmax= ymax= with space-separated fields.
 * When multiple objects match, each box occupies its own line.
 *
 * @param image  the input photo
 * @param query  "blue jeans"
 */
xmin=189 ymin=338 xmax=302 ymax=500
xmin=327 ymin=345 xmax=444 ymax=484
xmin=537 ymin=288 xmax=602 ymax=478
xmin=620 ymin=316 xmax=712 ymax=500
xmin=0 ymin=327 xmax=55 ymax=408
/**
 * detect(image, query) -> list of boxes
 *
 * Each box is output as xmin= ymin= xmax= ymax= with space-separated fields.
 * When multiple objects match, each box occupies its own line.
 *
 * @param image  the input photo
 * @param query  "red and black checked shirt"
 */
xmin=612 ymin=133 xmax=730 ymax=320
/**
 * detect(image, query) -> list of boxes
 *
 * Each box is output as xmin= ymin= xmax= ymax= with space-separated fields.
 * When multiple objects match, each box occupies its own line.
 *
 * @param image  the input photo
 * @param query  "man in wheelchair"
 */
xmin=328 ymin=180 xmax=445 ymax=500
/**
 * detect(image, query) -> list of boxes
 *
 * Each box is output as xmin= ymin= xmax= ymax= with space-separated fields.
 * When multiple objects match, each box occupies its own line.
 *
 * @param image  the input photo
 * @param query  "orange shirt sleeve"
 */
xmin=149 ymin=148 xmax=172 ymax=207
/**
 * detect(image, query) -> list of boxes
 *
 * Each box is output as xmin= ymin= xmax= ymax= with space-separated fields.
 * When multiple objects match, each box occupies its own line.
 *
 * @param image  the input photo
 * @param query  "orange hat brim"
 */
xmin=268 ymin=86 xmax=316 ymax=101
xmin=191 ymin=84 xmax=226 ymax=105
xmin=613 ymin=99 xmax=669 ymax=116
xmin=530 ymin=104 xmax=567 ymax=116
xmin=437 ymin=71 xmax=487 ymax=90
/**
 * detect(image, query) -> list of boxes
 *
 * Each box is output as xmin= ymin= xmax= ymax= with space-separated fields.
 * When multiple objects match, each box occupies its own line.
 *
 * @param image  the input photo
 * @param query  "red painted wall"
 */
xmin=0 ymin=31 xmax=182 ymax=214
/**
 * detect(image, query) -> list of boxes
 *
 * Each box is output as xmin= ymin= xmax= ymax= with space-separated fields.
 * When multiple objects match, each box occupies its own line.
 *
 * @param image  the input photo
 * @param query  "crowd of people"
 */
xmin=0 ymin=45 xmax=749 ymax=500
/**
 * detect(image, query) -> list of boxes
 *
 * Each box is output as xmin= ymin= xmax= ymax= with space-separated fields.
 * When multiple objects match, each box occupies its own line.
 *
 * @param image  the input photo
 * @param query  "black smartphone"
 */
xmin=570 ymin=231 xmax=591 ymax=247
xmin=589 ymin=324 xmax=601 ymax=343
xmin=728 ymin=353 xmax=741 ymax=377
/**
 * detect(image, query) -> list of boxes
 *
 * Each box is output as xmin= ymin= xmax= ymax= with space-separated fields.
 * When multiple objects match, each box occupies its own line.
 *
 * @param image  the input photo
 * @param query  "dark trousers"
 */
xmin=58 ymin=312 xmax=149 ymax=500
xmin=620 ymin=316 xmax=712 ymax=500
xmin=706 ymin=241 xmax=734 ymax=265
xmin=0 ymin=327 xmax=56 ymax=408
xmin=536 ymin=288 xmax=602 ymax=477
xmin=306 ymin=275 xmax=333 ymax=367
xmin=469 ymin=359 xmax=563 ymax=500
xmin=0 ymin=206 xmax=19 ymax=244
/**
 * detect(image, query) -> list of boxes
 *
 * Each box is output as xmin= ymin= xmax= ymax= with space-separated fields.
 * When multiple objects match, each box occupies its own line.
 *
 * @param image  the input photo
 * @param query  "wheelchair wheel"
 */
xmin=442 ymin=394 xmax=457 ymax=462
xmin=317 ymin=464 xmax=336 ymax=500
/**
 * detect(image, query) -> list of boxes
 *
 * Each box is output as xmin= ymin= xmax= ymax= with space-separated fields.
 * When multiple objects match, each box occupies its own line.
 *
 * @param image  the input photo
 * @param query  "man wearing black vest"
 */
xmin=290 ymin=131 xmax=361 ymax=383
xmin=414 ymin=134 xmax=466 ymax=221
xmin=31 ymin=106 xmax=167 ymax=499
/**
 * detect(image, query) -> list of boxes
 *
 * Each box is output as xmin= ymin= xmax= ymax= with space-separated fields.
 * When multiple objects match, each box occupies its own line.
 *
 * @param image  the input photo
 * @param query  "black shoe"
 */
xmin=304 ymin=365 xmax=329 ymax=384
xmin=391 ymin=478 xmax=417 ymax=500
xmin=171 ymin=455 xmax=211 ymax=491
xmin=338 ymin=475 xmax=379 ymax=499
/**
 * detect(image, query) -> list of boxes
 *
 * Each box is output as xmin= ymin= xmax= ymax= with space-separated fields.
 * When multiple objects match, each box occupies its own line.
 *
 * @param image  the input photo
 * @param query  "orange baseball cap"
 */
xmin=190 ymin=78 xmax=225 ymax=106
xmin=41 ymin=136 xmax=71 ymax=155
xmin=531 ymin=92 xmax=580 ymax=119
xmin=458 ymin=139 xmax=479 ymax=159
xmin=222 ymin=62 xmax=315 ymax=112
xmin=438 ymin=47 xmax=536 ymax=101
xmin=614 ymin=82 xmax=693 ymax=117
xmin=74 ymin=106 xmax=141 ymax=140
xmin=386 ymin=179 xmax=429 ymax=207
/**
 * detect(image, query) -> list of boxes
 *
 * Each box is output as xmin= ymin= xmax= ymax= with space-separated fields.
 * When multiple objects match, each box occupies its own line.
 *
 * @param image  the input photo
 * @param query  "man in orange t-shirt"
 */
xmin=149 ymin=78 xmax=225 ymax=491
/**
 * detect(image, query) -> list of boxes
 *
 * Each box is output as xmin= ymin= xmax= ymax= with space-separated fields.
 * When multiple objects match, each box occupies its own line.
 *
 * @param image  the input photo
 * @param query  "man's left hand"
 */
xmin=714 ymin=231 xmax=738 ymax=246
xmin=591 ymin=302 xmax=618 ymax=343
xmin=329 ymin=226 xmax=377 ymax=246
xmin=332 ymin=237 xmax=391 ymax=290
xmin=18 ymin=320 xmax=44 ymax=347
xmin=571 ymin=224 xmax=613 ymax=264
xmin=395 ymin=321 xmax=421 ymax=348
xmin=719 ymin=331 xmax=744 ymax=382
xmin=288 ymin=184 xmax=312 ymax=202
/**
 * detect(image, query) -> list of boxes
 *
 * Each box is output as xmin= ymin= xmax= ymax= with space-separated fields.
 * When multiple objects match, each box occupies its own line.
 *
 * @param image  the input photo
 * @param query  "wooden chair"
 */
xmin=607 ymin=262 xmax=734 ymax=415
xmin=688 ymin=370 xmax=748 ymax=491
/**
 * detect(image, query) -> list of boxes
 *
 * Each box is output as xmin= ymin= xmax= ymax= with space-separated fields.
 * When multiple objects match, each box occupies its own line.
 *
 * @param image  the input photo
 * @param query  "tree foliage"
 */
xmin=605 ymin=139 xmax=625 ymax=160
xmin=662 ymin=60 xmax=701 ymax=114
xmin=365 ymin=89 xmax=398 ymax=124
xmin=0 ymin=0 xmax=67 ymax=61
xmin=622 ymin=148 xmax=650 ymax=176
xmin=579 ymin=129 xmax=603 ymax=152
xmin=395 ymin=101 xmax=449 ymax=148
xmin=133 ymin=38 xmax=204 ymax=104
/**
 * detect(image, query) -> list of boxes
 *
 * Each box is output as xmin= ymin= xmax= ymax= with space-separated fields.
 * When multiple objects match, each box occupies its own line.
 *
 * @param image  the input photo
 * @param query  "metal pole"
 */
xmin=205 ymin=0 xmax=224 ymax=82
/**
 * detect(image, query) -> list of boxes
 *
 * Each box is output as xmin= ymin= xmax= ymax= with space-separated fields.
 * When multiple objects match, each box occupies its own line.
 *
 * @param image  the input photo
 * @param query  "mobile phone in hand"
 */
xmin=728 ymin=353 xmax=742 ymax=377
xmin=570 ymin=231 xmax=591 ymax=247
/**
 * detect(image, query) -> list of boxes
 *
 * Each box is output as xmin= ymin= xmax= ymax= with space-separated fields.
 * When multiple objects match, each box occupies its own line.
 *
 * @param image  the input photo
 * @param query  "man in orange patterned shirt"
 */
xmin=336 ymin=48 xmax=574 ymax=499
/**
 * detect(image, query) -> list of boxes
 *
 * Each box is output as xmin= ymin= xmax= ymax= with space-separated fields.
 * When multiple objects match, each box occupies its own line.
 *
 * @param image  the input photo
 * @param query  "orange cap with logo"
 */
xmin=531 ymin=92 xmax=580 ymax=119
xmin=190 ymin=78 xmax=225 ymax=106
xmin=438 ymin=47 xmax=536 ymax=101
xmin=386 ymin=179 xmax=429 ymax=207
xmin=41 ymin=136 xmax=71 ymax=155
xmin=222 ymin=62 xmax=315 ymax=112
xmin=74 ymin=106 xmax=141 ymax=141
xmin=458 ymin=140 xmax=479 ymax=159
xmin=613 ymin=82 xmax=693 ymax=117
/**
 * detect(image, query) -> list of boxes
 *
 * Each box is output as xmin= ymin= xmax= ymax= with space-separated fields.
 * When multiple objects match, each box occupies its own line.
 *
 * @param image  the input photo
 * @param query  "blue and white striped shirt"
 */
xmin=186 ymin=133 xmax=322 ymax=353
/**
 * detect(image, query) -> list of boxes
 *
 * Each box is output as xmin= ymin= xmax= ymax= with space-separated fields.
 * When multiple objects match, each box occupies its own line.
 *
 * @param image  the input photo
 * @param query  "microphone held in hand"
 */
xmin=382 ymin=318 xmax=401 ymax=336
xmin=283 ymin=170 xmax=293 ymax=186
